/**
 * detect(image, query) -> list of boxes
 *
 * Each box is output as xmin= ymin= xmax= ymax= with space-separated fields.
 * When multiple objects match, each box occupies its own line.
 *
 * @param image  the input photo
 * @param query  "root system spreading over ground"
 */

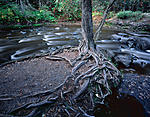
xmin=0 ymin=47 xmax=122 ymax=117
xmin=0 ymin=48 xmax=149 ymax=117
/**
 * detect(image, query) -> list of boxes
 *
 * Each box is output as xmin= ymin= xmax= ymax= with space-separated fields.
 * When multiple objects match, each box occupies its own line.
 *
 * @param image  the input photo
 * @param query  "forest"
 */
xmin=0 ymin=0 xmax=150 ymax=117
xmin=0 ymin=0 xmax=150 ymax=26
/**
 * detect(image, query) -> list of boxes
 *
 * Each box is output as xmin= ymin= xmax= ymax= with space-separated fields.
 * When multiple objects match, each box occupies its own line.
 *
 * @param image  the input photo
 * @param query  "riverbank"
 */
xmin=1 ymin=13 xmax=149 ymax=33
xmin=0 ymin=49 xmax=149 ymax=117
xmin=107 ymin=13 xmax=150 ymax=32
xmin=0 ymin=24 xmax=43 ymax=30
xmin=55 ymin=12 xmax=150 ymax=32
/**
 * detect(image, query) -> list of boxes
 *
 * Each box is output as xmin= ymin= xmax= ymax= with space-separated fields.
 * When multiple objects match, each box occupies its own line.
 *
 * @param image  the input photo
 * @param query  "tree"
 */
xmin=81 ymin=0 xmax=95 ymax=51
xmin=76 ymin=0 xmax=120 ymax=104
xmin=80 ymin=0 xmax=117 ymax=52
xmin=9 ymin=0 xmax=120 ymax=116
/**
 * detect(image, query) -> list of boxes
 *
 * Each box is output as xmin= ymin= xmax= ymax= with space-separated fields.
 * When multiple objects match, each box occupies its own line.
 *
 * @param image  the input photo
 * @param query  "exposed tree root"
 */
xmin=7 ymin=47 xmax=121 ymax=116
xmin=10 ymin=102 xmax=32 ymax=114
xmin=0 ymin=113 xmax=17 ymax=117
xmin=79 ymin=107 xmax=94 ymax=117
xmin=0 ymin=94 xmax=15 ymax=101
xmin=21 ymin=75 xmax=73 ymax=99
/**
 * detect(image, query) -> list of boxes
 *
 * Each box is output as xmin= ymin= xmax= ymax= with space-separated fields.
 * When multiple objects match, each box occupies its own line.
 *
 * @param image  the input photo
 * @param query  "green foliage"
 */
xmin=117 ymin=11 xmax=143 ymax=21
xmin=0 ymin=3 xmax=56 ymax=25
xmin=1 ymin=0 xmax=149 ymax=26
xmin=93 ymin=0 xmax=150 ymax=13
xmin=117 ymin=11 xmax=133 ymax=19
xmin=0 ymin=4 xmax=16 ymax=24
xmin=93 ymin=0 xmax=109 ymax=12
xmin=92 ymin=12 xmax=103 ymax=16
xmin=55 ymin=0 xmax=81 ymax=21
xmin=107 ymin=11 xmax=115 ymax=19
xmin=24 ymin=9 xmax=55 ymax=23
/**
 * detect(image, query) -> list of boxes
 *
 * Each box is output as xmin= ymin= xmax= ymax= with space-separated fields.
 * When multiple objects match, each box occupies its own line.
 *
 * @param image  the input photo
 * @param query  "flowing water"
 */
xmin=0 ymin=25 xmax=150 ymax=74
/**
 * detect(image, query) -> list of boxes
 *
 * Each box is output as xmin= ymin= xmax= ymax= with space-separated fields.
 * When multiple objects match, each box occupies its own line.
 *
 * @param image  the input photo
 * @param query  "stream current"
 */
xmin=0 ymin=25 xmax=150 ymax=74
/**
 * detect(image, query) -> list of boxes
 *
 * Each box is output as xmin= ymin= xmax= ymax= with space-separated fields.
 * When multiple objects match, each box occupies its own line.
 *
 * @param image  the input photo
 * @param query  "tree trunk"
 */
xmin=81 ymin=0 xmax=96 ymax=51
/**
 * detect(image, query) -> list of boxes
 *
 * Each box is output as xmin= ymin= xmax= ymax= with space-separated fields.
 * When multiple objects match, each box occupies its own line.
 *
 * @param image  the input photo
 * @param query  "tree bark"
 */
xmin=81 ymin=0 xmax=96 ymax=51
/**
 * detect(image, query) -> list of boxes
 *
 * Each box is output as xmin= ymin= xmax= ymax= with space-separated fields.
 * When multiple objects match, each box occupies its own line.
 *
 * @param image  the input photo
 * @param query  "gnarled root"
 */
xmin=9 ymin=47 xmax=121 ymax=116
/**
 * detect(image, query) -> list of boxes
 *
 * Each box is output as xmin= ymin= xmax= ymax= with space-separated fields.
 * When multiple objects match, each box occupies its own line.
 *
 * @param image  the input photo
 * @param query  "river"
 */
xmin=0 ymin=25 xmax=150 ymax=74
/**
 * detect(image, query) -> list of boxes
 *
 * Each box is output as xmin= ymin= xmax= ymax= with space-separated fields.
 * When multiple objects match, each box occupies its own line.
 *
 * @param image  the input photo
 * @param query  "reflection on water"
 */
xmin=0 ymin=25 xmax=150 ymax=74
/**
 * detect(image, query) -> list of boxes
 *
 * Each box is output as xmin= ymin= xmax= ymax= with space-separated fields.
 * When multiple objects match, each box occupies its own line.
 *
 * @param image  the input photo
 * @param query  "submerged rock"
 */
xmin=110 ymin=32 xmax=150 ymax=73
xmin=114 ymin=54 xmax=132 ymax=67
xmin=131 ymin=37 xmax=150 ymax=51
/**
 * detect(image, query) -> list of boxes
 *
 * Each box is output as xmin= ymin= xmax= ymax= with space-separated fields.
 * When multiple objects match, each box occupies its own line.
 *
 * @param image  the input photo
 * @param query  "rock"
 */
xmin=133 ymin=37 xmax=150 ymax=50
xmin=114 ymin=54 xmax=132 ymax=67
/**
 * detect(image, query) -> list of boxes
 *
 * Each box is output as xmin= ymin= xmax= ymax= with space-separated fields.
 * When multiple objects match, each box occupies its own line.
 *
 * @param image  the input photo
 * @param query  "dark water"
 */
xmin=0 ymin=25 xmax=150 ymax=74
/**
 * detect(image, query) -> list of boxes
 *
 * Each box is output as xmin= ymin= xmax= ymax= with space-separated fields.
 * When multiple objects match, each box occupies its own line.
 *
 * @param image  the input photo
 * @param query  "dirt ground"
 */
xmin=0 ymin=50 xmax=150 ymax=117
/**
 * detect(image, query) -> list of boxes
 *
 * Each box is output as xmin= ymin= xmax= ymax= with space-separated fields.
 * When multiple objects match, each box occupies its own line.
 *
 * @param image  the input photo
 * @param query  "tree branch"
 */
xmin=94 ymin=0 xmax=116 ymax=40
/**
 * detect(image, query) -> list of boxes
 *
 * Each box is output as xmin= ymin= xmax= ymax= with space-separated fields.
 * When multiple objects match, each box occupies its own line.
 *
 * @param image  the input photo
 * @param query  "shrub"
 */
xmin=24 ymin=9 xmax=55 ymax=23
xmin=92 ymin=11 xmax=103 ymax=17
xmin=117 ymin=11 xmax=143 ymax=21
xmin=117 ymin=11 xmax=133 ymax=19
xmin=0 ymin=3 xmax=56 ymax=25
xmin=107 ymin=11 xmax=116 ymax=19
